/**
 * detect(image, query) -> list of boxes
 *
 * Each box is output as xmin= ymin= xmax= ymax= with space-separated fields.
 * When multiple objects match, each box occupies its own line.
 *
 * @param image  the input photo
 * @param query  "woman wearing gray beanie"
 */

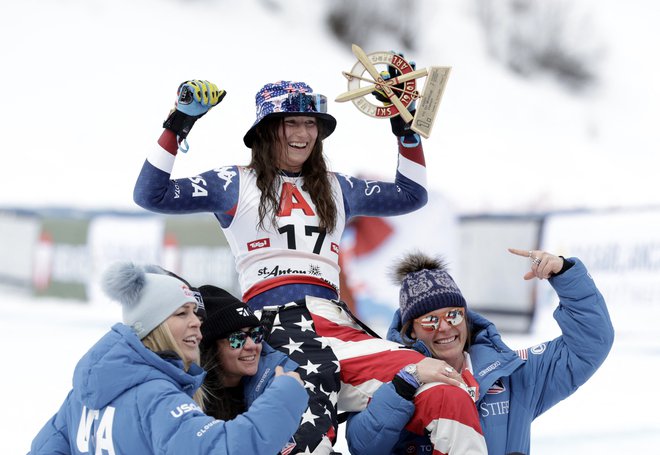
xmin=29 ymin=262 xmax=308 ymax=455
xmin=347 ymin=248 xmax=614 ymax=455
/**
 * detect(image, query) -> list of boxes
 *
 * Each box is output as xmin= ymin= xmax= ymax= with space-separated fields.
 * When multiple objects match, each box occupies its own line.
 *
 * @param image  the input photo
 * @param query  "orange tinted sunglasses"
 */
xmin=414 ymin=308 xmax=465 ymax=331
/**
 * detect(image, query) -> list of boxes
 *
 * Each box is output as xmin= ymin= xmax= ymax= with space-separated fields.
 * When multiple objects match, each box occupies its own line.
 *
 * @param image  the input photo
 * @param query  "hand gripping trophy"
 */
xmin=336 ymin=44 xmax=451 ymax=138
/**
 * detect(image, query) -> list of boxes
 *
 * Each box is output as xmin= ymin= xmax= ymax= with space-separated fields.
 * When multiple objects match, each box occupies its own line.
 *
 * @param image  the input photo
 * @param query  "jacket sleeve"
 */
xmin=521 ymin=257 xmax=615 ymax=418
xmin=144 ymin=375 xmax=308 ymax=455
xmin=132 ymin=146 xmax=239 ymax=227
xmin=345 ymin=382 xmax=414 ymax=455
xmin=29 ymin=394 xmax=72 ymax=455
xmin=336 ymin=140 xmax=428 ymax=220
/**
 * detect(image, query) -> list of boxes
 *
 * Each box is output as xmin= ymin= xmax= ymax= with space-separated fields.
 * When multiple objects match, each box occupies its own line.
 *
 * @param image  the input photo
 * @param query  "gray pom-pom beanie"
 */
xmin=102 ymin=262 xmax=203 ymax=339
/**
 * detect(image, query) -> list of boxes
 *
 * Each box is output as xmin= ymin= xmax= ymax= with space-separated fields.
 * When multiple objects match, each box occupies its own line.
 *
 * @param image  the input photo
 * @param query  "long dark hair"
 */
xmin=200 ymin=341 xmax=247 ymax=420
xmin=249 ymin=117 xmax=337 ymax=232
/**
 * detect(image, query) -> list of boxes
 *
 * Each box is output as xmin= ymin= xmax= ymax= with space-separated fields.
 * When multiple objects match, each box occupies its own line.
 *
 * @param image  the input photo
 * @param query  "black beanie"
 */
xmin=199 ymin=285 xmax=260 ymax=349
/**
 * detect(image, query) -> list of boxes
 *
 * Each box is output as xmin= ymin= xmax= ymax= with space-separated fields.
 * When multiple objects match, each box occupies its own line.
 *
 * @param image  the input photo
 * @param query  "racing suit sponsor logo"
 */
xmin=258 ymin=265 xmax=308 ymax=278
xmin=330 ymin=242 xmax=339 ymax=254
xmin=248 ymin=238 xmax=271 ymax=251
xmin=214 ymin=166 xmax=237 ymax=190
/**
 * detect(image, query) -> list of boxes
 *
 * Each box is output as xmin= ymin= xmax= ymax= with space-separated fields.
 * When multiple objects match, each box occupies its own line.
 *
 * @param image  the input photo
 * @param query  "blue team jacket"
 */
xmin=347 ymin=258 xmax=614 ymax=455
xmin=29 ymin=323 xmax=308 ymax=455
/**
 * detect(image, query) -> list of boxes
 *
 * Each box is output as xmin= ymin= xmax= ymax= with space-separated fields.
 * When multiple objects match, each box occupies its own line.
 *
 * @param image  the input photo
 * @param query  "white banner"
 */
xmin=536 ymin=208 xmax=660 ymax=341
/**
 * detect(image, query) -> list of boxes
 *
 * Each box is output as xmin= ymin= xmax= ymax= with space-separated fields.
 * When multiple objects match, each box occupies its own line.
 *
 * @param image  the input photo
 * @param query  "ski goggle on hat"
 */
xmin=243 ymin=80 xmax=337 ymax=147
xmin=414 ymin=308 xmax=465 ymax=331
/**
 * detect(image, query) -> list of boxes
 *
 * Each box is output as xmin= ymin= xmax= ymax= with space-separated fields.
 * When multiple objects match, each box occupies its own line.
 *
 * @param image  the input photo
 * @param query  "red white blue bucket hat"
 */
xmin=243 ymin=80 xmax=337 ymax=148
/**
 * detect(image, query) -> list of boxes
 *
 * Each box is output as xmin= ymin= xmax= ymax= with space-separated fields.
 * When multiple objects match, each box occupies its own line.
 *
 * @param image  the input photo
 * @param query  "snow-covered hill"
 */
xmin=2 ymin=0 xmax=659 ymax=214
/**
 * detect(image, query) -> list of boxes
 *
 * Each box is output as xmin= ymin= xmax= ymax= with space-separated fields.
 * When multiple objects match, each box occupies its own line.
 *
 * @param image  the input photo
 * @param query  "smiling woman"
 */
xmin=133 ymin=78 xmax=492 ymax=454
xmin=276 ymin=116 xmax=319 ymax=172
xmin=346 ymin=248 xmax=614 ymax=455
xmin=28 ymin=263 xmax=309 ymax=455
xmin=198 ymin=285 xmax=303 ymax=423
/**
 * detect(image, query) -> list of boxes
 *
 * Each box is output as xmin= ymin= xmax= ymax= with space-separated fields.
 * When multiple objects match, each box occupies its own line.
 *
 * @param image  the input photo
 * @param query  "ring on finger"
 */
xmin=532 ymin=257 xmax=542 ymax=265
xmin=444 ymin=366 xmax=454 ymax=373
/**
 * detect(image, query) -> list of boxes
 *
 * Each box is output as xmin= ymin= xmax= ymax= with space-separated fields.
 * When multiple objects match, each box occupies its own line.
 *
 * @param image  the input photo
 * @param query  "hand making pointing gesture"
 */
xmin=509 ymin=248 xmax=564 ymax=280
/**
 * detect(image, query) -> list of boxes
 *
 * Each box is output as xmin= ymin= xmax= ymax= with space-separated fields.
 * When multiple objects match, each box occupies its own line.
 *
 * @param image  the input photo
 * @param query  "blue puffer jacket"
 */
xmin=243 ymin=342 xmax=300 ymax=406
xmin=29 ymin=323 xmax=308 ymax=455
xmin=347 ymin=258 xmax=614 ymax=455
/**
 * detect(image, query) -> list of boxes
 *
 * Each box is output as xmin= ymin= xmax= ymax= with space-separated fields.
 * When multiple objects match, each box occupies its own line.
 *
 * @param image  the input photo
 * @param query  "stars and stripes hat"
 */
xmin=198 ymin=285 xmax=260 ymax=348
xmin=243 ymin=80 xmax=337 ymax=148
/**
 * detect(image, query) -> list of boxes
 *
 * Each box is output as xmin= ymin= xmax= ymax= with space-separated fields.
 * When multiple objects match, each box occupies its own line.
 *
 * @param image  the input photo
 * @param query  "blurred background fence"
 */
xmin=4 ymin=204 xmax=658 ymax=336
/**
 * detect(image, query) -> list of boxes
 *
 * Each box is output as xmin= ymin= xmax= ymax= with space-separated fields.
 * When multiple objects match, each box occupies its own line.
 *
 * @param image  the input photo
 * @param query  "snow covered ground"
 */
xmin=6 ymin=284 xmax=659 ymax=454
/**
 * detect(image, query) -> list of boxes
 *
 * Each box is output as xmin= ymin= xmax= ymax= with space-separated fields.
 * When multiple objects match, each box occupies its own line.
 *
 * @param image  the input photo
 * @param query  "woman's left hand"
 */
xmin=509 ymin=248 xmax=563 ymax=280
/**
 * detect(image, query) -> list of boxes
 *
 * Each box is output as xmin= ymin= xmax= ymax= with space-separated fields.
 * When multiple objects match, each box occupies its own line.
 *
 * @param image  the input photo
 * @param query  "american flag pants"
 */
xmin=263 ymin=297 xmax=486 ymax=455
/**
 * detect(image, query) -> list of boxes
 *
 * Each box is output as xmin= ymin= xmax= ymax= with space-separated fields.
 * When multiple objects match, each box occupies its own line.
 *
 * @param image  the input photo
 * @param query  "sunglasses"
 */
xmin=415 ymin=309 xmax=465 ymax=331
xmin=227 ymin=326 xmax=265 ymax=349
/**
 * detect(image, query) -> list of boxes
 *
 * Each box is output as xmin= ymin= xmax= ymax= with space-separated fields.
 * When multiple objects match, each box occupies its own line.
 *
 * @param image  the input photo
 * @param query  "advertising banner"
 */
xmin=458 ymin=216 xmax=542 ymax=333
xmin=0 ymin=212 xmax=40 ymax=287
xmin=537 ymin=208 xmax=660 ymax=341
xmin=33 ymin=216 xmax=91 ymax=300
xmin=339 ymin=193 xmax=459 ymax=336
xmin=163 ymin=215 xmax=239 ymax=297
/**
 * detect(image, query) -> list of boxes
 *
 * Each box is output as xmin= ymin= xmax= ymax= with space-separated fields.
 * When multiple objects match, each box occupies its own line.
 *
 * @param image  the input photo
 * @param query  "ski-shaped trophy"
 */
xmin=336 ymin=44 xmax=451 ymax=138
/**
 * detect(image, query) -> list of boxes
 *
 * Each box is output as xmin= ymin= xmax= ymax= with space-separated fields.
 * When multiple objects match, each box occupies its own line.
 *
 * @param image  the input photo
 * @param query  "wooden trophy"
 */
xmin=336 ymin=44 xmax=451 ymax=138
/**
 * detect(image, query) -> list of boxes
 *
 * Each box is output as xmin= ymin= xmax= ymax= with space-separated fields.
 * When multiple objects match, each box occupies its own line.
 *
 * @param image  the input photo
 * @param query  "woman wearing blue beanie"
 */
xmin=346 ymin=248 xmax=614 ymax=455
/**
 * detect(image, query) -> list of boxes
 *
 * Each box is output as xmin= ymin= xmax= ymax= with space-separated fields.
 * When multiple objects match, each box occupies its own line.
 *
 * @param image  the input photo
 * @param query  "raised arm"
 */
xmin=132 ymin=80 xmax=238 ymax=226
xmin=508 ymin=249 xmax=615 ymax=417
xmin=335 ymin=135 xmax=428 ymax=219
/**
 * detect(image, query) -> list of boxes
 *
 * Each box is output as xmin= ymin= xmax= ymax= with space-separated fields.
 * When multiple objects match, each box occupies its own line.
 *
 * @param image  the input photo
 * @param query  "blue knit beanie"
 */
xmin=392 ymin=252 xmax=467 ymax=325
